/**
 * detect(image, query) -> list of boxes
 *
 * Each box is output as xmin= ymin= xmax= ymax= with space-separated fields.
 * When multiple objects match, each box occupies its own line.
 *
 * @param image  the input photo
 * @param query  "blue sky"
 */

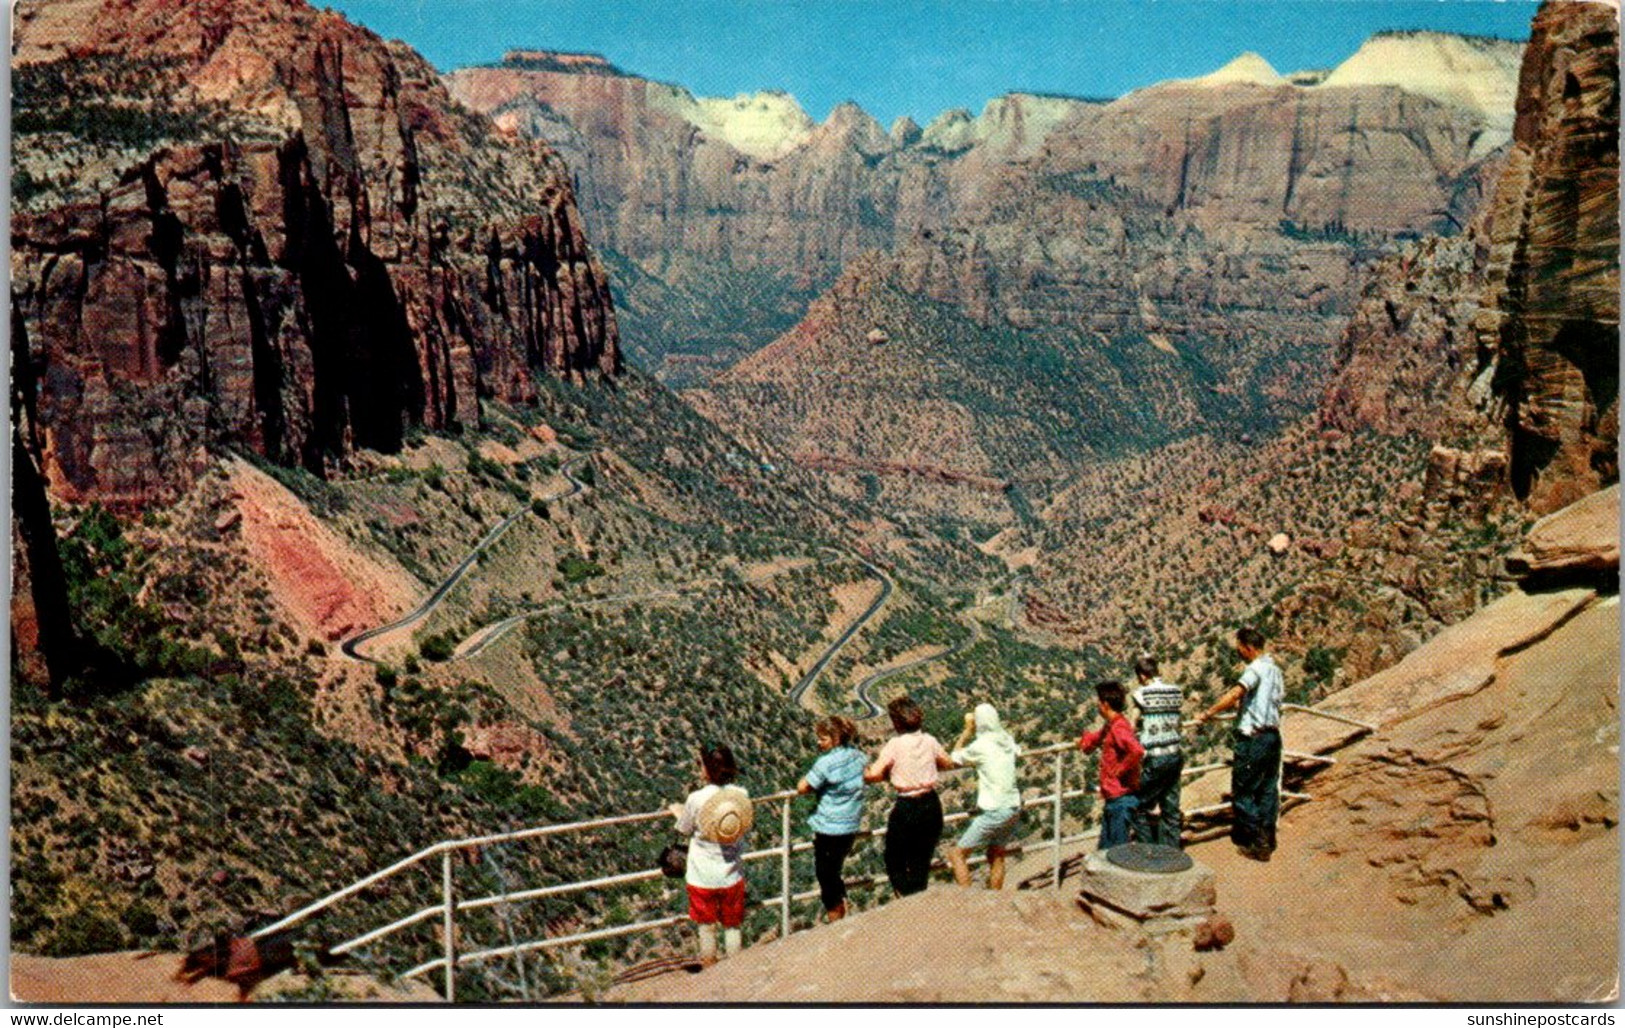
xmin=324 ymin=1 xmax=1539 ymax=126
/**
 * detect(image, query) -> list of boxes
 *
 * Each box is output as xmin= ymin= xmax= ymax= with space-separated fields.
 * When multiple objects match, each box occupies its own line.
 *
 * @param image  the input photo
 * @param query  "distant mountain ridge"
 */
xmin=475 ymin=32 xmax=1524 ymax=162
xmin=446 ymin=32 xmax=1521 ymax=391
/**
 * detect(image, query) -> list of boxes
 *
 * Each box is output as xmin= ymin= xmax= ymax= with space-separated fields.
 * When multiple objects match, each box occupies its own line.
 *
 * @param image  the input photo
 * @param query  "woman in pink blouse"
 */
xmin=865 ymin=695 xmax=955 ymax=896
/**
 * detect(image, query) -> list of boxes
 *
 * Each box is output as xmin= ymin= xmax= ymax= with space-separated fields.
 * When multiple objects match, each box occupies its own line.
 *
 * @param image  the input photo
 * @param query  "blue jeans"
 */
xmin=1098 ymin=794 xmax=1138 ymax=849
xmin=1132 ymin=753 xmax=1184 ymax=848
xmin=1231 ymin=729 xmax=1282 ymax=850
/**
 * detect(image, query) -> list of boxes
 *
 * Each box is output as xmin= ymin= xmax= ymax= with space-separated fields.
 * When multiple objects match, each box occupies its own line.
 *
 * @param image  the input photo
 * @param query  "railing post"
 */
xmin=442 ymin=848 xmax=457 ymax=1003
xmin=780 ymin=798 xmax=792 ymax=940
xmin=1052 ymin=750 xmax=1064 ymax=890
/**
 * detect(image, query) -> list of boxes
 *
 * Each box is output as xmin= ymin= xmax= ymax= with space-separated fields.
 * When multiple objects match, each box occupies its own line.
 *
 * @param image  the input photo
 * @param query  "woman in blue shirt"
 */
xmin=796 ymin=716 xmax=867 ymax=922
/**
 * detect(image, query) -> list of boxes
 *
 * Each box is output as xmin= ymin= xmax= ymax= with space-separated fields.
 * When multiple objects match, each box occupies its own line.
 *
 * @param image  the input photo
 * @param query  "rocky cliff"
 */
xmin=457 ymin=35 xmax=1524 ymax=516
xmin=451 ymin=38 xmax=1520 ymax=269
xmin=1051 ymin=45 xmax=1516 ymax=235
xmin=1466 ymin=0 xmax=1620 ymax=514
xmin=12 ymin=0 xmax=621 ymax=509
xmin=1020 ymin=1 xmax=1614 ymax=680
xmin=446 ymin=54 xmax=1096 ymax=286
xmin=1218 ymin=0 xmax=1618 ymax=684
xmin=446 ymin=42 xmax=1518 ymax=384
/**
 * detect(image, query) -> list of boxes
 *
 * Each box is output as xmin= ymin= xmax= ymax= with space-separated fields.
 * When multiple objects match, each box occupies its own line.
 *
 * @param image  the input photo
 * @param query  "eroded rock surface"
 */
xmin=12 ymin=0 xmax=620 ymax=509
xmin=1508 ymin=483 xmax=1621 ymax=583
xmin=1469 ymin=0 xmax=1620 ymax=513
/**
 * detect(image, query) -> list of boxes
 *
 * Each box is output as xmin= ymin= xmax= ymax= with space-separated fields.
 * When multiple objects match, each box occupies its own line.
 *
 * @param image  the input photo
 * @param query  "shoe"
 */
xmin=1237 ymin=844 xmax=1272 ymax=863
xmin=826 ymin=902 xmax=846 ymax=923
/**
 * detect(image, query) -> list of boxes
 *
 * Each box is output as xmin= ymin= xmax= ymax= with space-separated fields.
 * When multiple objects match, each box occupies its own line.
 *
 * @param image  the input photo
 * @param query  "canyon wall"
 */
xmin=1470 ymin=0 xmax=1620 ymax=514
xmin=12 ymin=0 xmax=621 ymax=509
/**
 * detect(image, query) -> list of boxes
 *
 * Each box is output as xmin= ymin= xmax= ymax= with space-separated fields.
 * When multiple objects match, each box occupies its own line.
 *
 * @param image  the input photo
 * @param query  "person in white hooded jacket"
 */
xmin=945 ymin=703 xmax=1022 ymax=889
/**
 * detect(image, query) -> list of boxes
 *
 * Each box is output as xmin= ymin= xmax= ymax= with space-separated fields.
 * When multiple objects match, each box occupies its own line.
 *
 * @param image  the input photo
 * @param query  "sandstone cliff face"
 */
xmin=1052 ymin=77 xmax=1501 ymax=235
xmin=11 ymin=0 xmax=620 ymax=509
xmin=1468 ymin=0 xmax=1620 ymax=514
xmin=449 ymin=44 xmax=1515 ymax=281
xmin=1317 ymin=234 xmax=1483 ymax=438
xmin=1230 ymin=0 xmax=1619 ymax=686
xmin=446 ymin=54 xmax=916 ymax=288
xmin=445 ymin=42 xmax=1518 ymax=393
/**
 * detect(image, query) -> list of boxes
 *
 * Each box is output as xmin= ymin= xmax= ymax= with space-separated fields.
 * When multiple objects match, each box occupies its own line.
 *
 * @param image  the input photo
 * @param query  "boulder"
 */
xmin=1193 ymin=915 xmax=1236 ymax=952
xmin=1507 ymin=485 xmax=1619 ymax=584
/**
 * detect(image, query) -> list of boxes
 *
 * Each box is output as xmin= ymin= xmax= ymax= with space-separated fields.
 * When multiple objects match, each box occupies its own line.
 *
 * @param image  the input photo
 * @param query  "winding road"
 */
xmin=340 ymin=455 xmax=591 ymax=663
xmin=848 ymin=618 xmax=983 ymax=719
xmin=339 ymin=449 xmax=1005 ymax=720
xmin=836 ymin=570 xmax=1027 ymax=718
xmin=784 ymin=552 xmax=893 ymax=711
xmin=452 ymin=587 xmax=699 ymax=660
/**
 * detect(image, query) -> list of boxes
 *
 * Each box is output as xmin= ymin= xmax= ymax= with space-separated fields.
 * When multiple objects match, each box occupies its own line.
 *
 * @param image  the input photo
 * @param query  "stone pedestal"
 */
xmin=1075 ymin=847 xmax=1216 ymax=933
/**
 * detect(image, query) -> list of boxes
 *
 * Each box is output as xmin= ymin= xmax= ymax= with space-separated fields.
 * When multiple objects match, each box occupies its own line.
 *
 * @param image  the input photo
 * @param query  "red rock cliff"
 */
xmin=11 ymin=0 xmax=620 ymax=509
xmin=1471 ymin=0 xmax=1620 ymax=513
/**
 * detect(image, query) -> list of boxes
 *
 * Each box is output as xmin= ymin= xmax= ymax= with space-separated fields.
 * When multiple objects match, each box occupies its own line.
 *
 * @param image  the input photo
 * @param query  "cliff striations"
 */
xmin=446 ymin=38 xmax=1520 ymax=384
xmin=1466 ymin=0 xmax=1620 ymax=514
xmin=12 ymin=0 xmax=621 ymax=510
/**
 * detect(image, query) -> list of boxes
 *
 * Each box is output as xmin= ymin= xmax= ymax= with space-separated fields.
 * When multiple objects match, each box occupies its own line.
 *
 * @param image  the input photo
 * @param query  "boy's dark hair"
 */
xmin=887 ymin=696 xmax=924 ymax=734
xmin=1095 ymin=680 xmax=1126 ymax=713
xmin=1134 ymin=655 xmax=1159 ymax=680
xmin=1236 ymin=626 xmax=1266 ymax=650
xmin=818 ymin=715 xmax=858 ymax=747
xmin=700 ymin=744 xmax=738 ymax=785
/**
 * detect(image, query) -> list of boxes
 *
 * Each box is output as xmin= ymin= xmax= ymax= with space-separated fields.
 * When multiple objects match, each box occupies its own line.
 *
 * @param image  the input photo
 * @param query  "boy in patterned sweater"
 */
xmin=1129 ymin=655 xmax=1185 ymax=848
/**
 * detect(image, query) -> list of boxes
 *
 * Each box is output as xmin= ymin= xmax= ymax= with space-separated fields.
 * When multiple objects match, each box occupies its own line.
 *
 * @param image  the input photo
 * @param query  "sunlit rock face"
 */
xmin=12 ymin=0 xmax=621 ymax=508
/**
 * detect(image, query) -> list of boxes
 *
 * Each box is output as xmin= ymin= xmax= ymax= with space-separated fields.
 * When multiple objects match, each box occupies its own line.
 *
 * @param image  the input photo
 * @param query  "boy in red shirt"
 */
xmin=1078 ymin=680 xmax=1145 ymax=849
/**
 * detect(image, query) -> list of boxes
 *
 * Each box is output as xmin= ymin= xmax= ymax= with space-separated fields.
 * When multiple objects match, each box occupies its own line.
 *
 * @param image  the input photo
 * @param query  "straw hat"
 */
xmin=698 ymin=786 xmax=753 ymax=845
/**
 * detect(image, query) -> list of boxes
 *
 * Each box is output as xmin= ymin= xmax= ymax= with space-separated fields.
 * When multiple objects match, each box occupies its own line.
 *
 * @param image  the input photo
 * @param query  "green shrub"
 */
xmin=419 ymin=633 xmax=456 ymax=663
xmin=557 ymin=554 xmax=606 ymax=584
xmin=120 ymin=902 xmax=161 ymax=939
xmin=46 ymin=908 xmax=123 ymax=956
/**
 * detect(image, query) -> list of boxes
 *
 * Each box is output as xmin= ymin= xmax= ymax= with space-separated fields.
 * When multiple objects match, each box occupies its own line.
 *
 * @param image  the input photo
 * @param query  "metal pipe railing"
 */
xmin=270 ymin=701 xmax=1369 ymax=999
xmin=292 ymin=744 xmax=1092 ymax=991
xmin=1282 ymin=703 xmax=1377 ymax=732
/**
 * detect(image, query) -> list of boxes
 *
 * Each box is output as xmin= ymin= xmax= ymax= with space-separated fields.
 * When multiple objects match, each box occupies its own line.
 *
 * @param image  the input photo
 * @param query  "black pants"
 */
xmin=1132 ymin=753 xmax=1185 ymax=848
xmin=1231 ymin=728 xmax=1282 ymax=850
xmin=813 ymin=832 xmax=857 ymax=911
xmin=885 ymin=791 xmax=943 ymax=896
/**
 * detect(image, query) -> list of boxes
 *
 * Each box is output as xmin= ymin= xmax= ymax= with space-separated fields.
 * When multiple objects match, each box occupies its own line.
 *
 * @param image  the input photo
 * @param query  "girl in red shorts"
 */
xmin=668 ymin=745 xmax=751 ymax=965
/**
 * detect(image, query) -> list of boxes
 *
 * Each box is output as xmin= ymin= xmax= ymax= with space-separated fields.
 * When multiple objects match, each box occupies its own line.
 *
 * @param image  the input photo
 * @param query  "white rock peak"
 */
xmin=646 ymin=86 xmax=816 ymax=161
xmin=1319 ymin=31 xmax=1524 ymax=153
xmin=915 ymin=93 xmax=1090 ymax=155
xmin=1188 ymin=52 xmax=1286 ymax=87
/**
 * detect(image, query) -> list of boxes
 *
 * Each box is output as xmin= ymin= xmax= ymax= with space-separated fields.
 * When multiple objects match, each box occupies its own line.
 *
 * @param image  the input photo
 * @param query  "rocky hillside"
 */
xmin=12 ymin=0 xmax=620 ymax=511
xmin=8 ymin=0 xmax=1612 ymax=1004
xmin=7 ymin=5 xmax=1096 ymax=992
xmin=690 ymin=158 xmax=1389 ymax=528
xmin=641 ymin=39 xmax=1519 ymax=533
